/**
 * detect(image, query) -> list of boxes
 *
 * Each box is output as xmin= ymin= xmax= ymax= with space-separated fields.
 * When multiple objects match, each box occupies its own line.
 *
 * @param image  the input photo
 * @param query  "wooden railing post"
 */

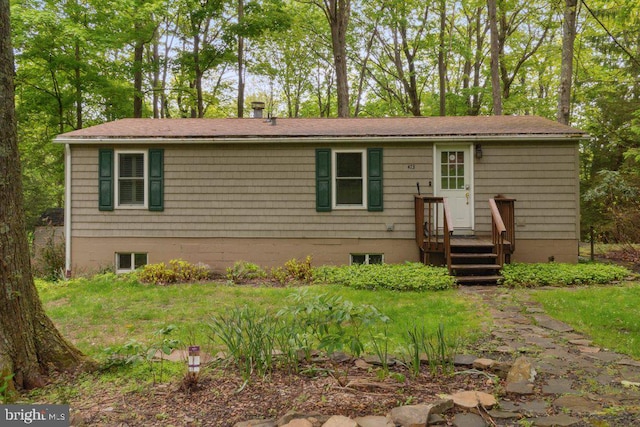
xmin=489 ymin=198 xmax=507 ymax=267
xmin=494 ymin=196 xmax=516 ymax=255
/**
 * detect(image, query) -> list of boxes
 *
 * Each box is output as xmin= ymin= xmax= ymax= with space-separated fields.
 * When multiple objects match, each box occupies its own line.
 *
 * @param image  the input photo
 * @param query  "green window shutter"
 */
xmin=367 ymin=148 xmax=383 ymax=212
xmin=316 ymin=148 xmax=332 ymax=212
xmin=148 ymin=148 xmax=164 ymax=211
xmin=98 ymin=149 xmax=114 ymax=211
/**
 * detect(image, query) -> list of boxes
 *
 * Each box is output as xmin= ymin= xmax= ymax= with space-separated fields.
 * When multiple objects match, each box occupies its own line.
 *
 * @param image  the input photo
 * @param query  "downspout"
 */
xmin=64 ymin=143 xmax=72 ymax=277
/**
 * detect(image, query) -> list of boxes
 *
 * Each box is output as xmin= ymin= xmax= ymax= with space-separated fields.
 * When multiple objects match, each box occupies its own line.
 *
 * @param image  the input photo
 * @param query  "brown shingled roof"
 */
xmin=56 ymin=116 xmax=586 ymax=140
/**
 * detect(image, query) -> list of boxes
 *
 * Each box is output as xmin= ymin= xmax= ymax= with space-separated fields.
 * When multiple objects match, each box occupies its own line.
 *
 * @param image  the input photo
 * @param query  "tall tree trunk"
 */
xmin=237 ymin=0 xmax=245 ymax=118
xmin=0 ymin=0 xmax=91 ymax=391
xmin=151 ymin=29 xmax=160 ymax=119
xmin=487 ymin=0 xmax=502 ymax=115
xmin=438 ymin=0 xmax=446 ymax=116
xmin=74 ymin=41 xmax=82 ymax=129
xmin=324 ymin=0 xmax=350 ymax=118
xmin=558 ymin=0 xmax=577 ymax=125
xmin=193 ymin=33 xmax=204 ymax=118
xmin=133 ymin=25 xmax=144 ymax=118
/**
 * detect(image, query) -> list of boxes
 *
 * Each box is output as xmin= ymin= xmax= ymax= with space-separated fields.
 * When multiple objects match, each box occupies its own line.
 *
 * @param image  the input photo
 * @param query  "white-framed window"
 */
xmin=116 ymin=252 xmax=148 ymax=273
xmin=350 ymin=254 xmax=384 ymax=265
xmin=115 ymin=150 xmax=147 ymax=208
xmin=333 ymin=149 xmax=367 ymax=209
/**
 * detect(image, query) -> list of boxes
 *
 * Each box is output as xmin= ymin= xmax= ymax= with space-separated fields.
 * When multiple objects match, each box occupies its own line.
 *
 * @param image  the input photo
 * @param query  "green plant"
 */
xmin=283 ymin=256 xmax=314 ymax=283
xmin=269 ymin=256 xmax=314 ymax=285
xmin=369 ymin=325 xmax=391 ymax=375
xmin=424 ymin=323 xmax=459 ymax=375
xmin=314 ymin=262 xmax=454 ymax=291
xmin=209 ymin=306 xmax=279 ymax=381
xmin=148 ymin=324 xmax=180 ymax=384
xmin=32 ymin=226 xmax=65 ymax=281
xmin=100 ymin=325 xmax=180 ymax=384
xmin=0 ymin=372 xmax=16 ymax=403
xmin=225 ymin=261 xmax=267 ymax=284
xmin=278 ymin=289 xmax=390 ymax=358
xmin=101 ymin=339 xmax=146 ymax=369
xmin=404 ymin=324 xmax=427 ymax=378
xmin=501 ymin=262 xmax=631 ymax=288
xmin=137 ymin=259 xmax=211 ymax=284
xmin=403 ymin=322 xmax=460 ymax=377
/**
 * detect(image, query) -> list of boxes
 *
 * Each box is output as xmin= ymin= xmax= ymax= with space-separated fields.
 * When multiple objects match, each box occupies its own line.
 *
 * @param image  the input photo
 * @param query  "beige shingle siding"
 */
xmin=70 ymin=143 xmax=432 ymax=240
xmin=71 ymin=139 xmax=577 ymax=242
xmin=474 ymin=141 xmax=579 ymax=239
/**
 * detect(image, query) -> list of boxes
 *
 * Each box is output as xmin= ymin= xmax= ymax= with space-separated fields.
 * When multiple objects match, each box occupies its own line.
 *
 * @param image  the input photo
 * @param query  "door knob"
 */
xmin=465 ymin=192 xmax=470 ymax=205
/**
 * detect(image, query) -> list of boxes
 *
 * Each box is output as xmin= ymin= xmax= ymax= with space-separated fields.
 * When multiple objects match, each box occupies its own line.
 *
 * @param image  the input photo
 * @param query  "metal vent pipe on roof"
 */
xmin=251 ymin=101 xmax=265 ymax=119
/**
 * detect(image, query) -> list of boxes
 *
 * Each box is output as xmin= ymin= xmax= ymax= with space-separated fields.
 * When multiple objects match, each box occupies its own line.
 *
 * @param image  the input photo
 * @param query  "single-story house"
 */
xmin=55 ymin=115 xmax=586 ymax=281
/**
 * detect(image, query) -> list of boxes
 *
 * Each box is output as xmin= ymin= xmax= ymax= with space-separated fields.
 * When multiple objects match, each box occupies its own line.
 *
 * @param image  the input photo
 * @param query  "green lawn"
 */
xmin=36 ymin=269 xmax=640 ymax=365
xmin=36 ymin=274 xmax=488 ymax=359
xmin=530 ymin=282 xmax=640 ymax=358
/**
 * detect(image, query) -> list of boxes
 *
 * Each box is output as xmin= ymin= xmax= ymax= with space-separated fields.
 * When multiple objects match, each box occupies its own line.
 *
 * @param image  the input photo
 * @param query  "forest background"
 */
xmin=10 ymin=0 xmax=640 ymax=244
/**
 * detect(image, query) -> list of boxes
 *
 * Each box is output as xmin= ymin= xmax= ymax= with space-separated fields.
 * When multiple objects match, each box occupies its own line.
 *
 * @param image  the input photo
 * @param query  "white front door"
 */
xmin=435 ymin=145 xmax=474 ymax=230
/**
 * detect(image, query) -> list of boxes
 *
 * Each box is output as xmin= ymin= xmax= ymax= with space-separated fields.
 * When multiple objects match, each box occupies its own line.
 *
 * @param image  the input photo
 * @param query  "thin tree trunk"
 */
xmin=193 ymin=33 xmax=203 ymax=118
xmin=558 ymin=0 xmax=577 ymax=125
xmin=438 ymin=0 xmax=446 ymax=116
xmin=237 ymin=0 xmax=245 ymax=118
xmin=74 ymin=41 xmax=82 ymax=128
xmin=152 ymin=29 xmax=160 ymax=119
xmin=487 ymin=0 xmax=502 ymax=115
xmin=133 ymin=27 xmax=144 ymax=118
xmin=0 ymin=0 xmax=91 ymax=391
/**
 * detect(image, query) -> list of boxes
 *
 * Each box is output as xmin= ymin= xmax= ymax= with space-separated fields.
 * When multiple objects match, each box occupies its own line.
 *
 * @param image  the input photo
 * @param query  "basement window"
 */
xmin=350 ymin=254 xmax=384 ymax=265
xmin=116 ymin=252 xmax=148 ymax=273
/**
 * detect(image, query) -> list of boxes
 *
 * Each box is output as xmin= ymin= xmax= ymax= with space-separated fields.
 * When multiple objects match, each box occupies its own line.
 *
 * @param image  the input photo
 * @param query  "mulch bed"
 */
xmin=70 ymin=360 xmax=493 ymax=426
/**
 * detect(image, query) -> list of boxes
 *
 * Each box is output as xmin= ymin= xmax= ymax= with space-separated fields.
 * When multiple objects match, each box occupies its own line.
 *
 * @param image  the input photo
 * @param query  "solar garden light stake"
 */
xmin=188 ymin=345 xmax=200 ymax=380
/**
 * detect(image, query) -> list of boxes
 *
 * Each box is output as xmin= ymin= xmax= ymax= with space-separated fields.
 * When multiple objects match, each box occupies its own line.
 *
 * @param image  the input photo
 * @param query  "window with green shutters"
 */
xmin=315 ymin=148 xmax=383 ymax=212
xmin=98 ymin=148 xmax=163 ymax=211
xmin=118 ymin=152 xmax=145 ymax=206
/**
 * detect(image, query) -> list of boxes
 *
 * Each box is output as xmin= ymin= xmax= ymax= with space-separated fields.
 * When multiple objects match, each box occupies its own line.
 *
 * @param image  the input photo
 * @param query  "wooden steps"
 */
xmin=449 ymin=237 xmax=504 ymax=285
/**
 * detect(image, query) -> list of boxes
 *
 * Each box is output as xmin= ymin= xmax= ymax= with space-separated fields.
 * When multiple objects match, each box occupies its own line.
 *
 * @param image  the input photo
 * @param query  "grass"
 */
xmin=36 ymin=273 xmax=488 ymax=360
xmin=530 ymin=282 xmax=640 ymax=358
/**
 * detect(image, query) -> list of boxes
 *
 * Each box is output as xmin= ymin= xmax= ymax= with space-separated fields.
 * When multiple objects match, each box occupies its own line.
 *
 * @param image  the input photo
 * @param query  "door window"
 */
xmin=440 ymin=151 xmax=465 ymax=190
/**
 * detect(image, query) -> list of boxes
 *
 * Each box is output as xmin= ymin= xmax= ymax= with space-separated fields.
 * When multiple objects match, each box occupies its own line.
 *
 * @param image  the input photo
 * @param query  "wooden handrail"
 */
xmin=441 ymin=198 xmax=453 ymax=272
xmin=414 ymin=195 xmax=454 ymax=266
xmin=489 ymin=198 xmax=507 ymax=267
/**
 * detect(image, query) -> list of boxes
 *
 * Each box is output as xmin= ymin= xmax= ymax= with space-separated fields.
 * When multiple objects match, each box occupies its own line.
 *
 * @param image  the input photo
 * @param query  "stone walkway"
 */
xmin=236 ymin=286 xmax=640 ymax=427
xmin=455 ymin=286 xmax=640 ymax=426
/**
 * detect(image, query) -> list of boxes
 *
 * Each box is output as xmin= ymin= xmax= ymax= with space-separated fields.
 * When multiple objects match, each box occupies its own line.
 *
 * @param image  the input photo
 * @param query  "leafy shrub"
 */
xmin=226 ymin=261 xmax=267 ymax=284
xmin=313 ymin=262 xmax=454 ymax=291
xmin=278 ymin=288 xmax=390 ymax=358
xmin=501 ymin=262 xmax=631 ymax=288
xmin=271 ymin=256 xmax=314 ymax=285
xmin=138 ymin=259 xmax=211 ymax=285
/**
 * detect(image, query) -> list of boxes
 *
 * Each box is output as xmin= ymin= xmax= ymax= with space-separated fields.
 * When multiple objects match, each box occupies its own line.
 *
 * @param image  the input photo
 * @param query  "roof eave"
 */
xmin=54 ymin=133 xmax=588 ymax=145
